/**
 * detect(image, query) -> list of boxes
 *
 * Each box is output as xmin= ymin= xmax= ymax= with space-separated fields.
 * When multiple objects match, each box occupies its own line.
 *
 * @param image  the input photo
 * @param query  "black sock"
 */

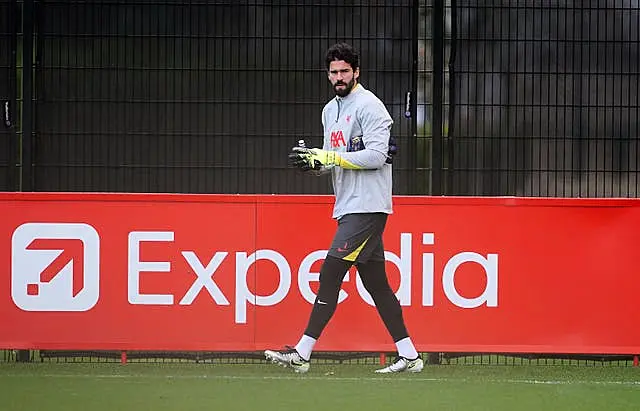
xmin=357 ymin=260 xmax=409 ymax=342
xmin=303 ymin=256 xmax=352 ymax=339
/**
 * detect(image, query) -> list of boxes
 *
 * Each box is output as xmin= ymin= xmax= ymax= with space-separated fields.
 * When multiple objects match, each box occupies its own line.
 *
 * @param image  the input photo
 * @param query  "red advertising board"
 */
xmin=1 ymin=193 xmax=639 ymax=354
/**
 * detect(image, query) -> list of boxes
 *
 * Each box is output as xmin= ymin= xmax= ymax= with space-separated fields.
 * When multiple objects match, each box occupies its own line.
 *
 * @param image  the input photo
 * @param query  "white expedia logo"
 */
xmin=11 ymin=223 xmax=100 ymax=311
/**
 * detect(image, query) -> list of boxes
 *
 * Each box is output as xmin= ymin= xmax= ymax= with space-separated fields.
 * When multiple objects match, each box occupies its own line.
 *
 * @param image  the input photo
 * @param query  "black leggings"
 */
xmin=303 ymin=255 xmax=409 ymax=342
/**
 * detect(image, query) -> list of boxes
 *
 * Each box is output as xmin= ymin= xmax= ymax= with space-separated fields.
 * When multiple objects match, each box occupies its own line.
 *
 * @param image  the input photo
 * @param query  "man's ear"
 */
xmin=354 ymin=68 xmax=360 ymax=81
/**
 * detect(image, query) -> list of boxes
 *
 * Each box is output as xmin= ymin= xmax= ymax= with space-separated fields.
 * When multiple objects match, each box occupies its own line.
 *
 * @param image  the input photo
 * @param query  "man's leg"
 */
xmin=296 ymin=256 xmax=352 ymax=354
xmin=288 ymin=214 xmax=365 ymax=361
xmin=356 ymin=260 xmax=409 ymax=341
xmin=265 ymin=255 xmax=351 ymax=373
xmin=357 ymin=259 xmax=423 ymax=373
xmin=265 ymin=213 xmax=390 ymax=373
xmin=303 ymin=256 xmax=353 ymax=339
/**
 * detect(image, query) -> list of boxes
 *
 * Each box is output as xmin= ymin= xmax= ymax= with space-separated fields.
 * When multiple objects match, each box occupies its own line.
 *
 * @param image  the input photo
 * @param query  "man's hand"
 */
xmin=288 ymin=147 xmax=338 ymax=171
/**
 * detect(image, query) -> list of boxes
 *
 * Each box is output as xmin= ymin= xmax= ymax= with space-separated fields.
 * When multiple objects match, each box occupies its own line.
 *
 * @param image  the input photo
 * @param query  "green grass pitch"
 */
xmin=1 ymin=362 xmax=640 ymax=410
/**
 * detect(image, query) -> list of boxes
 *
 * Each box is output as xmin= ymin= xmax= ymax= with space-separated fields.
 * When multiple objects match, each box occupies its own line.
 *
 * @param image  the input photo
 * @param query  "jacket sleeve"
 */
xmin=331 ymin=97 xmax=392 ymax=170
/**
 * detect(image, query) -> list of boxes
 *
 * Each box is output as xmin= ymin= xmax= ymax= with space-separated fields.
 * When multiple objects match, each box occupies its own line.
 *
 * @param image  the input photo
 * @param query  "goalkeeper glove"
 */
xmin=288 ymin=147 xmax=342 ymax=171
xmin=289 ymin=140 xmax=396 ymax=171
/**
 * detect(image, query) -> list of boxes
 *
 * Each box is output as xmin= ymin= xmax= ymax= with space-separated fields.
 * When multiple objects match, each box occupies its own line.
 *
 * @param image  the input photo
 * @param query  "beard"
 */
xmin=333 ymin=78 xmax=356 ymax=97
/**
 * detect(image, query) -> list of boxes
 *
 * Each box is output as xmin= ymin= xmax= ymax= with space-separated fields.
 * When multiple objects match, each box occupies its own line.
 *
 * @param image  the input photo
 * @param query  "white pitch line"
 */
xmin=1 ymin=373 xmax=640 ymax=387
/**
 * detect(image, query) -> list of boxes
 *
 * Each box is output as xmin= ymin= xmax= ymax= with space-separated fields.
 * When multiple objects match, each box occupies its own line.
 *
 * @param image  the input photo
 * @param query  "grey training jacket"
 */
xmin=320 ymin=83 xmax=393 ymax=219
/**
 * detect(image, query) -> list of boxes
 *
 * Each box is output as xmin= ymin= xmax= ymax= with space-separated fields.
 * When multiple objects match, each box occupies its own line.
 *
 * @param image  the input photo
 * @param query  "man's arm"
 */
xmin=326 ymin=149 xmax=387 ymax=169
xmin=290 ymin=96 xmax=393 ymax=171
xmin=303 ymin=97 xmax=393 ymax=170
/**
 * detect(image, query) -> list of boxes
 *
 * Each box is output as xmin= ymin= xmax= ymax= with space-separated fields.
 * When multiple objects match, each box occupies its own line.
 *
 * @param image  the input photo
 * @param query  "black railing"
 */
xmin=3 ymin=1 xmax=637 ymax=197
xmin=445 ymin=1 xmax=639 ymax=197
xmin=30 ymin=0 xmax=416 ymax=194
xmin=0 ymin=0 xmax=18 ymax=191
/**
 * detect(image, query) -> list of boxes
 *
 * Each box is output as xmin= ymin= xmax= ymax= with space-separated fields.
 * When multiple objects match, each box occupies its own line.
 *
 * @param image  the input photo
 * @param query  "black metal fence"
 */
xmin=2 ymin=349 xmax=636 ymax=367
xmin=3 ymin=1 xmax=638 ymax=197
xmin=446 ymin=0 xmax=639 ymax=197
xmin=0 ymin=0 xmax=18 ymax=191
xmin=30 ymin=0 xmax=416 ymax=194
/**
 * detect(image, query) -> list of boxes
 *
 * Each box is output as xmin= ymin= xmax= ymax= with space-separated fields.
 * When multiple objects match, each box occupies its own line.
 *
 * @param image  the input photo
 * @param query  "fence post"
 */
xmin=20 ymin=0 xmax=34 ymax=191
xmin=431 ymin=0 xmax=445 ymax=195
xmin=446 ymin=0 xmax=457 ymax=194
xmin=406 ymin=0 xmax=420 ymax=194
xmin=427 ymin=3 xmax=446 ymax=363
xmin=15 ymin=0 xmax=34 ymax=364
xmin=5 ymin=0 xmax=18 ymax=190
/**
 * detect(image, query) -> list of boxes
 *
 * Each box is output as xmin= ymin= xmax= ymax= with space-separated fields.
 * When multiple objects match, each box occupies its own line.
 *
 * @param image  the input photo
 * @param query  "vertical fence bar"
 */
xmin=409 ymin=0 xmax=418 ymax=194
xmin=431 ymin=0 xmax=444 ymax=195
xmin=445 ymin=0 xmax=456 ymax=195
xmin=10 ymin=0 xmax=17 ymax=123
xmin=15 ymin=0 xmax=34 ymax=360
xmin=20 ymin=0 xmax=33 ymax=191
xmin=0 ymin=0 xmax=18 ymax=191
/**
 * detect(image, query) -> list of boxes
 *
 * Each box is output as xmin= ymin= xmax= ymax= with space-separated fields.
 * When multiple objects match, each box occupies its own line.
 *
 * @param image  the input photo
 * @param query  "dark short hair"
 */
xmin=324 ymin=42 xmax=360 ymax=71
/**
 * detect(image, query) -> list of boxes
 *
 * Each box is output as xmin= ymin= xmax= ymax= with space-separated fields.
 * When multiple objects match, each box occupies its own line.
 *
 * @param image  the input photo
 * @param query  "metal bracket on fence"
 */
xmin=3 ymin=100 xmax=10 ymax=128
xmin=404 ymin=92 xmax=412 ymax=118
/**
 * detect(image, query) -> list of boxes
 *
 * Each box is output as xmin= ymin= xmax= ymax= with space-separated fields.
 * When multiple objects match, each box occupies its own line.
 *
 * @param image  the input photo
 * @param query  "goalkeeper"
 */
xmin=265 ymin=42 xmax=422 ymax=374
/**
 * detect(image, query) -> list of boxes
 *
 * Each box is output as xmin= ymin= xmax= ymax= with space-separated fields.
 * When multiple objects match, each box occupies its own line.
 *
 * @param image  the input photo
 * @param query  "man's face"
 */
xmin=328 ymin=60 xmax=359 ymax=97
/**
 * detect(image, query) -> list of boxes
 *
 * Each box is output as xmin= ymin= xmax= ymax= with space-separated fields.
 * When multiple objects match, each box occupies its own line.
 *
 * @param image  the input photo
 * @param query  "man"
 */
xmin=265 ymin=42 xmax=422 ymax=374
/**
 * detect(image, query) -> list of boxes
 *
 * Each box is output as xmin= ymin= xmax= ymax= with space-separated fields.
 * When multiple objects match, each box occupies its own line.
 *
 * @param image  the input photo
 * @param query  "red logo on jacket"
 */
xmin=330 ymin=131 xmax=346 ymax=148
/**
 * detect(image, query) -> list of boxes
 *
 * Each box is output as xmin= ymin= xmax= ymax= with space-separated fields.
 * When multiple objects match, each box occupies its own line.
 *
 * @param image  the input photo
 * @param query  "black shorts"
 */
xmin=327 ymin=213 xmax=388 ymax=263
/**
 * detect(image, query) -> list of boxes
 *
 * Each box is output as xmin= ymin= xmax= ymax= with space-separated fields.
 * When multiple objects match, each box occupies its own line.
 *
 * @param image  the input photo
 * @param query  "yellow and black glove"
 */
xmin=288 ymin=147 xmax=341 ymax=171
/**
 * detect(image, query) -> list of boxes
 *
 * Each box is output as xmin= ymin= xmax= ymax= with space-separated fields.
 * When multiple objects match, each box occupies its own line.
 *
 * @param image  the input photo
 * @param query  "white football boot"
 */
xmin=265 ymin=347 xmax=310 ymax=374
xmin=375 ymin=356 xmax=424 ymax=374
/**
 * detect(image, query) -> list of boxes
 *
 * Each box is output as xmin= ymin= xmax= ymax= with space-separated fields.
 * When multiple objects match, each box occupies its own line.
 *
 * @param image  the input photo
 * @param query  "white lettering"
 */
xmin=127 ymin=231 xmax=174 ymax=305
xmin=235 ymin=250 xmax=291 ymax=324
xmin=124 ymin=230 xmax=500 ymax=321
xmin=298 ymin=250 xmax=327 ymax=304
xmin=422 ymin=233 xmax=435 ymax=306
xmin=179 ymin=251 xmax=230 ymax=305
xmin=443 ymin=252 xmax=499 ymax=308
